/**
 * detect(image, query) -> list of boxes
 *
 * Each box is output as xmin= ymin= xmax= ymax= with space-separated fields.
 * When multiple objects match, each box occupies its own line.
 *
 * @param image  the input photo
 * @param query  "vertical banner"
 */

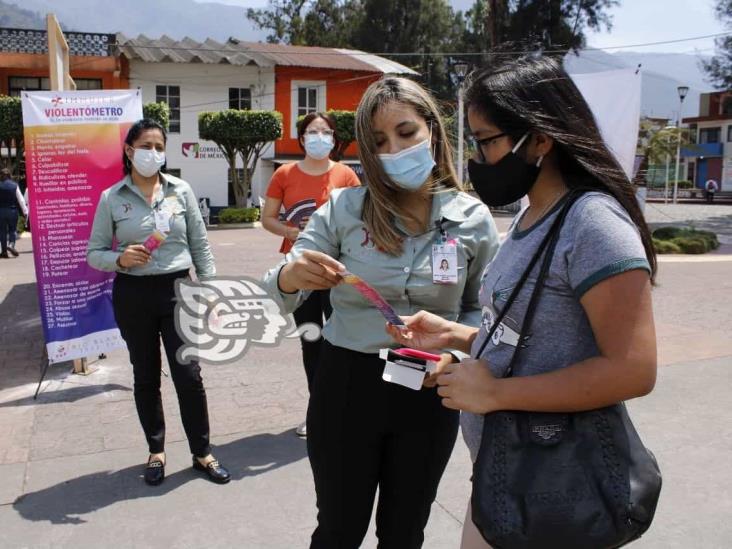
xmin=20 ymin=90 xmax=143 ymax=364
xmin=571 ymin=69 xmax=642 ymax=180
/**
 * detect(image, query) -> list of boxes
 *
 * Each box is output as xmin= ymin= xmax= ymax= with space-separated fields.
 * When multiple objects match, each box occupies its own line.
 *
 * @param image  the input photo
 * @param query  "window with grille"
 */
xmin=156 ymin=85 xmax=181 ymax=133
xmin=229 ymin=88 xmax=252 ymax=110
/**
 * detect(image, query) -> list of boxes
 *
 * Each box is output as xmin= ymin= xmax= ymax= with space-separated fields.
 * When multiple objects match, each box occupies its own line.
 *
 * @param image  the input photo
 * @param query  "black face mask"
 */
xmin=468 ymin=133 xmax=543 ymax=207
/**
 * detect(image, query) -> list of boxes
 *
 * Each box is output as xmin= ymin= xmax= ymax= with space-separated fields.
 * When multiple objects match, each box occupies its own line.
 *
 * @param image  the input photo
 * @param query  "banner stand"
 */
xmin=35 ymin=353 xmax=107 ymax=400
xmin=72 ymin=357 xmax=93 ymax=375
xmin=34 ymin=348 xmax=50 ymax=400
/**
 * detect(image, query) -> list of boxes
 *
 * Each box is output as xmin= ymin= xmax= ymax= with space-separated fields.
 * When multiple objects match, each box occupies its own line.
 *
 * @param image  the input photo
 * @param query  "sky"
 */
xmin=196 ymin=0 xmax=727 ymax=54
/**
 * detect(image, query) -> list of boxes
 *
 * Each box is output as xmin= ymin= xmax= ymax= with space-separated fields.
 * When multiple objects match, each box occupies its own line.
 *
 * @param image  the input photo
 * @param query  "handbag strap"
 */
xmin=475 ymin=189 xmax=589 ymax=378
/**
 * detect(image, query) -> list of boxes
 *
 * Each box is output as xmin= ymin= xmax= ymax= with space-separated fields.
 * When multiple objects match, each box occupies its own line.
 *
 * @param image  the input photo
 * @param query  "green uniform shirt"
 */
xmin=87 ymin=173 xmax=215 ymax=279
xmin=263 ymin=186 xmax=500 ymax=354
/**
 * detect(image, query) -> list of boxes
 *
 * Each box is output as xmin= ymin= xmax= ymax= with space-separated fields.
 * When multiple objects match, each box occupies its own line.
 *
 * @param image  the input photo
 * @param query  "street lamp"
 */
xmin=673 ymin=85 xmax=689 ymax=204
xmin=454 ymin=62 xmax=469 ymax=185
xmin=663 ymin=124 xmax=675 ymax=205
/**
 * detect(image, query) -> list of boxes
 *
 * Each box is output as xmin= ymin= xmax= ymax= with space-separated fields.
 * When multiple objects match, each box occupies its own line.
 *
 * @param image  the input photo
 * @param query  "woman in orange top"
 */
xmin=262 ymin=112 xmax=360 ymax=437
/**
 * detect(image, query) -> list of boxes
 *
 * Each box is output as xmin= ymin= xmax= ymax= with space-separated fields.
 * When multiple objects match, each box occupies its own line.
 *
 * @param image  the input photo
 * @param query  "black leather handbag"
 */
xmin=471 ymin=190 xmax=662 ymax=549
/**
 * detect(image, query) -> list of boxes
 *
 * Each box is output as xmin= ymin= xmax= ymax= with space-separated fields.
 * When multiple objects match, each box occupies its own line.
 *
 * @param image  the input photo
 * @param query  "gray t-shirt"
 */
xmin=461 ymin=192 xmax=651 ymax=460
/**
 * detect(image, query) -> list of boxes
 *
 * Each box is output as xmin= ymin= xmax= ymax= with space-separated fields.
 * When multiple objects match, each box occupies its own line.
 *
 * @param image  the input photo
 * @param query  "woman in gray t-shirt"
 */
xmin=388 ymin=56 xmax=658 ymax=549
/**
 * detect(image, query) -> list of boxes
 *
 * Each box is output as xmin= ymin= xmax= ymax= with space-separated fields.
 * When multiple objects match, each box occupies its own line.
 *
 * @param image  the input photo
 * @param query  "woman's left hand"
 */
xmin=436 ymin=359 xmax=500 ymax=414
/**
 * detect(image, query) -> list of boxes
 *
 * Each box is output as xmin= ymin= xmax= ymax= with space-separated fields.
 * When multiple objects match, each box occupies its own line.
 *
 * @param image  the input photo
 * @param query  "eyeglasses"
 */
xmin=468 ymin=132 xmax=507 ymax=150
xmin=304 ymin=130 xmax=335 ymax=137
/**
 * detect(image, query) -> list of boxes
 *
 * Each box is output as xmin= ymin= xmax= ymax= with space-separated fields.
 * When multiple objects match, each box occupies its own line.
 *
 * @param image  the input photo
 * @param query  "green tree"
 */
xmin=645 ymin=127 xmax=691 ymax=166
xmin=143 ymin=102 xmax=171 ymax=130
xmin=247 ymin=0 xmax=463 ymax=98
xmin=642 ymin=125 xmax=695 ymax=188
xmin=459 ymin=0 xmax=617 ymax=61
xmin=302 ymin=0 xmax=363 ymax=47
xmin=248 ymin=0 xmax=362 ymax=48
xmin=704 ymin=0 xmax=732 ymax=89
xmin=0 ymin=95 xmax=24 ymax=176
xmin=199 ymin=110 xmax=283 ymax=207
xmin=247 ymin=0 xmax=309 ymax=45
xmin=327 ymin=110 xmax=356 ymax=159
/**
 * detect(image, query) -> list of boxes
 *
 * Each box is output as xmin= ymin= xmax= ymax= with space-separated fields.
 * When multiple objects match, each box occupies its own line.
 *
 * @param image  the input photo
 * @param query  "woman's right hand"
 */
xmin=119 ymin=244 xmax=151 ymax=268
xmin=386 ymin=310 xmax=456 ymax=351
xmin=278 ymin=250 xmax=344 ymax=292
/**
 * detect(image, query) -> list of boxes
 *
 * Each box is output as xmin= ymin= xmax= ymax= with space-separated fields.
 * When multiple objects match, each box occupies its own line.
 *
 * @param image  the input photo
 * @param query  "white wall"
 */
xmin=129 ymin=61 xmax=276 ymax=208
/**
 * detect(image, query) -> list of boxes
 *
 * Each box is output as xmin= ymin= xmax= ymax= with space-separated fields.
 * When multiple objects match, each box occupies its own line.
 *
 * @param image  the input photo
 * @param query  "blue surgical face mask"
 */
xmin=304 ymin=133 xmax=334 ymax=160
xmin=378 ymin=137 xmax=436 ymax=191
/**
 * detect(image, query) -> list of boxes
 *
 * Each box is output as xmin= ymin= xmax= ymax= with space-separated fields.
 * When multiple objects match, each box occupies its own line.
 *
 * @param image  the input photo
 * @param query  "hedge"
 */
xmin=652 ymin=226 xmax=719 ymax=254
xmin=217 ymin=207 xmax=261 ymax=224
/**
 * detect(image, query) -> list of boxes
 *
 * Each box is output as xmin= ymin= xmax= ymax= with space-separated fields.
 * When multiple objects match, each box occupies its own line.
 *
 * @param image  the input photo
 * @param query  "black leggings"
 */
xmin=112 ymin=270 xmax=211 ymax=457
xmin=293 ymin=289 xmax=332 ymax=392
xmin=307 ymin=341 xmax=459 ymax=549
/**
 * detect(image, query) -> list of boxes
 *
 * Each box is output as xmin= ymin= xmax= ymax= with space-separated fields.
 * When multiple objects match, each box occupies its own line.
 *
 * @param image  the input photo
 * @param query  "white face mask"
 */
xmin=303 ymin=133 xmax=334 ymax=160
xmin=131 ymin=148 xmax=165 ymax=177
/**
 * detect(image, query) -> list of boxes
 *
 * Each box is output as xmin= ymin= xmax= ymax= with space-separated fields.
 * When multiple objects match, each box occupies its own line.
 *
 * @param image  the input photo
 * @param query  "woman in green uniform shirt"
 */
xmin=87 ymin=119 xmax=230 ymax=486
xmin=263 ymin=78 xmax=500 ymax=548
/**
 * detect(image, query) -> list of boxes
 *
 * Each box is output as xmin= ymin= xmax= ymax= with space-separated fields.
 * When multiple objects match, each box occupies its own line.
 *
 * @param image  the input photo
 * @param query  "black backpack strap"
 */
xmin=475 ymin=189 xmax=589 ymax=378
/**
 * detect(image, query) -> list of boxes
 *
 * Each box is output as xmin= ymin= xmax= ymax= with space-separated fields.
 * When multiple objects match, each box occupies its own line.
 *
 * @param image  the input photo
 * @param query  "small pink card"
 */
xmin=339 ymin=270 xmax=405 ymax=328
xmin=143 ymin=230 xmax=167 ymax=252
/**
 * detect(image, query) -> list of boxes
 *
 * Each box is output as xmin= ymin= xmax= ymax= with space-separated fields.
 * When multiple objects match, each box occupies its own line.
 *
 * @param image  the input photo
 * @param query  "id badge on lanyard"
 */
xmin=432 ymin=228 xmax=458 ymax=285
xmin=153 ymin=199 xmax=172 ymax=233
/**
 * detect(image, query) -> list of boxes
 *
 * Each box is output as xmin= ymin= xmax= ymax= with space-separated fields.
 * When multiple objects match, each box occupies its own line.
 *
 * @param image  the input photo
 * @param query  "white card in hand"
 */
xmin=382 ymin=361 xmax=426 ymax=390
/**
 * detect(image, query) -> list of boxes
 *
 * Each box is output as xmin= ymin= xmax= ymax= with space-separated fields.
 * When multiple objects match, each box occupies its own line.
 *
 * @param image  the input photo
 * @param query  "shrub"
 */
xmin=670 ymin=237 xmax=708 ymax=254
xmin=692 ymin=229 xmax=719 ymax=250
xmin=652 ymin=226 xmax=685 ymax=240
xmin=653 ymin=226 xmax=719 ymax=254
xmin=143 ymin=102 xmax=171 ymax=130
xmin=653 ymin=238 xmax=682 ymax=254
xmin=217 ymin=207 xmax=260 ymax=224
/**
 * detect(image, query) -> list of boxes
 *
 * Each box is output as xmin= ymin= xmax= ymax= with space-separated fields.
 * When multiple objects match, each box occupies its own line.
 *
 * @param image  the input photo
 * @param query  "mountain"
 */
xmin=0 ymin=0 xmax=45 ymax=28
xmin=1 ymin=0 xmax=267 ymax=42
xmin=0 ymin=0 xmax=717 ymax=119
xmin=564 ymin=49 xmax=713 ymax=120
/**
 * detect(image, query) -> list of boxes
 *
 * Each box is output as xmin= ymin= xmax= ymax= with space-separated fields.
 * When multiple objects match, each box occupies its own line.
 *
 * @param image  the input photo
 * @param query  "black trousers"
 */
xmin=293 ymin=289 xmax=332 ymax=392
xmin=112 ymin=270 xmax=211 ymax=457
xmin=0 ymin=206 xmax=16 ymax=255
xmin=307 ymin=341 xmax=459 ymax=549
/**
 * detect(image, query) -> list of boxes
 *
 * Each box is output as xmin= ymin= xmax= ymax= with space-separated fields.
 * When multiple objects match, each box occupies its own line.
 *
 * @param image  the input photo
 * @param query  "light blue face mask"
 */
xmin=304 ymin=133 xmax=334 ymax=160
xmin=378 ymin=137 xmax=436 ymax=191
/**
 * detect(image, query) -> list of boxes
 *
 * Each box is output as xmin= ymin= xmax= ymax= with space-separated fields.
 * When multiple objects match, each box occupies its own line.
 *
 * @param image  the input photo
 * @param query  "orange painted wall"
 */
xmin=0 ymin=52 xmax=128 ymax=94
xmin=274 ymin=66 xmax=381 ymax=158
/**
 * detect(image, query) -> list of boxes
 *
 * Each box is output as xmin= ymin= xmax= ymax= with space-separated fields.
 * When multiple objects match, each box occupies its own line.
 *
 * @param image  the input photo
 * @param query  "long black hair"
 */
xmin=122 ymin=118 xmax=168 ymax=175
xmin=465 ymin=55 xmax=656 ymax=282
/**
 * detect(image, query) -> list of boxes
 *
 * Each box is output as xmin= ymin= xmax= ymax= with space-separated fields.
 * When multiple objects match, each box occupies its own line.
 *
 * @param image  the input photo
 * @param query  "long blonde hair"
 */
xmin=355 ymin=77 xmax=462 ymax=256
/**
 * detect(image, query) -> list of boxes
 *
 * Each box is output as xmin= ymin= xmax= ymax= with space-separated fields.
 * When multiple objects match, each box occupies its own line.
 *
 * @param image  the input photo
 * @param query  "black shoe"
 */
xmin=144 ymin=458 xmax=165 ymax=486
xmin=0 ymin=252 xmax=8 ymax=259
xmin=193 ymin=457 xmax=231 ymax=484
xmin=7 ymin=247 xmax=18 ymax=257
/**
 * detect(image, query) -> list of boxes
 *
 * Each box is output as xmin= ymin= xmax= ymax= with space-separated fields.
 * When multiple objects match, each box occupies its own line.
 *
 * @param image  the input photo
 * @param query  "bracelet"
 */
xmin=276 ymin=264 xmax=299 ymax=295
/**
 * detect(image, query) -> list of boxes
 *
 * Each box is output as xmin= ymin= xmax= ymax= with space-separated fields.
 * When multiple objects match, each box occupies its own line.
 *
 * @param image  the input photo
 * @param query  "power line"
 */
xmin=61 ymin=31 xmax=732 ymax=72
xmin=103 ymin=30 xmax=732 ymax=58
